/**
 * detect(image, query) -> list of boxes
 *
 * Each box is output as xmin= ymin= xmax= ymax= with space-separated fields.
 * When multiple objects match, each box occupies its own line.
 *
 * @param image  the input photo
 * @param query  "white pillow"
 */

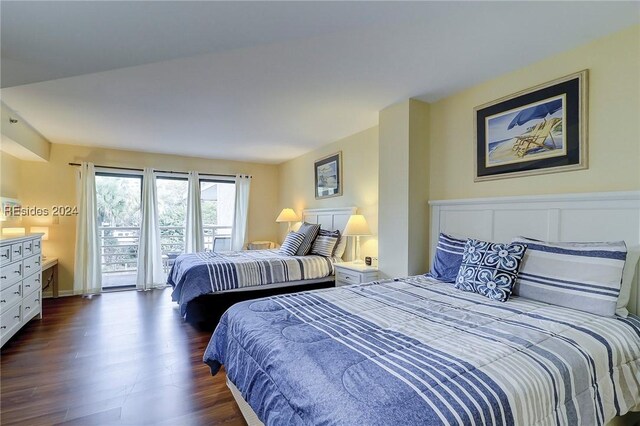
xmin=334 ymin=235 xmax=347 ymax=259
xmin=616 ymin=245 xmax=640 ymax=317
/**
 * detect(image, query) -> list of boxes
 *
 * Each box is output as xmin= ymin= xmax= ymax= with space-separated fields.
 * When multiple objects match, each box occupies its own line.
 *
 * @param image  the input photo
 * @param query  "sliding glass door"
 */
xmin=201 ymin=180 xmax=235 ymax=251
xmin=156 ymin=176 xmax=188 ymax=273
xmin=95 ymin=171 xmax=236 ymax=289
xmin=96 ymin=173 xmax=142 ymax=289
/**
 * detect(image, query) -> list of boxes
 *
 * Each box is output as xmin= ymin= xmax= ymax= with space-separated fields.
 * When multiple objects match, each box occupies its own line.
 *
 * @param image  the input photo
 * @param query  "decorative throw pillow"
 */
xmin=426 ymin=233 xmax=467 ymax=283
xmin=617 ymin=245 xmax=640 ymax=317
xmin=279 ymin=232 xmax=305 ymax=256
xmin=454 ymin=239 xmax=527 ymax=302
xmin=513 ymin=237 xmax=627 ymax=317
xmin=310 ymin=230 xmax=340 ymax=257
xmin=333 ymin=235 xmax=348 ymax=259
xmin=295 ymin=222 xmax=321 ymax=256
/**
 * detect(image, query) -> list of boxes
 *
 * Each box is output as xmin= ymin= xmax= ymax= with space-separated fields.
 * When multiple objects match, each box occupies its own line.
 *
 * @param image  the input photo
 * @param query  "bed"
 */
xmin=169 ymin=207 xmax=357 ymax=327
xmin=204 ymin=191 xmax=640 ymax=425
xmin=205 ymin=276 xmax=640 ymax=425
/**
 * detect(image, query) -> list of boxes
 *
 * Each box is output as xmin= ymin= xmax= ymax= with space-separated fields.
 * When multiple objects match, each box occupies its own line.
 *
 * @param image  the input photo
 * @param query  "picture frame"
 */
xmin=474 ymin=70 xmax=588 ymax=181
xmin=0 ymin=197 xmax=21 ymax=221
xmin=314 ymin=151 xmax=342 ymax=199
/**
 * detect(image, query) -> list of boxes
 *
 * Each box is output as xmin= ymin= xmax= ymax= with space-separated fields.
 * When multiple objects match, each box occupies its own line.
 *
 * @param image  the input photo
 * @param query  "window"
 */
xmin=95 ymin=172 xmax=142 ymax=288
xmin=200 ymin=180 xmax=235 ymax=251
xmin=95 ymin=170 xmax=235 ymax=289
xmin=156 ymin=177 xmax=188 ymax=258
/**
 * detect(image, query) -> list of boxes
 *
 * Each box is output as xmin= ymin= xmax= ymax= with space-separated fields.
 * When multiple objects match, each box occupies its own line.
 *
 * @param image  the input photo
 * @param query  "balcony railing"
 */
xmin=99 ymin=225 xmax=232 ymax=276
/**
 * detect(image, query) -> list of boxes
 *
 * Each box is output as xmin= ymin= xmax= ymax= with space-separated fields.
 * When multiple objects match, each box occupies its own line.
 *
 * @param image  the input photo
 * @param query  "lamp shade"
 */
xmin=343 ymin=215 xmax=371 ymax=236
xmin=276 ymin=208 xmax=299 ymax=223
xmin=1 ymin=227 xmax=26 ymax=237
xmin=30 ymin=226 xmax=49 ymax=241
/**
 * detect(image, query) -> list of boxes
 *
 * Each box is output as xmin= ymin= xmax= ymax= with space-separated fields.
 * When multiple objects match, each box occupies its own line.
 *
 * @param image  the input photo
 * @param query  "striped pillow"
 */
xmin=279 ymin=232 xmax=305 ymax=256
xmin=311 ymin=233 xmax=339 ymax=257
xmin=295 ymin=223 xmax=321 ymax=256
xmin=513 ymin=237 xmax=627 ymax=317
xmin=426 ymin=233 xmax=467 ymax=283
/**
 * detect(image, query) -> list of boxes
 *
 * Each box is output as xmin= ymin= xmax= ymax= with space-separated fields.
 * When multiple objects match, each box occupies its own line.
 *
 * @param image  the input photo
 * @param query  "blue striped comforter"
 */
xmin=204 ymin=275 xmax=640 ymax=425
xmin=169 ymin=249 xmax=335 ymax=316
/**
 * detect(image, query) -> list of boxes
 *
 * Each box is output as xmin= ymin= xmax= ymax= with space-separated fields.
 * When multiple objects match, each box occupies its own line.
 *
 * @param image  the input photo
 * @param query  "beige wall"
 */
xmin=278 ymin=126 xmax=379 ymax=258
xmin=378 ymin=99 xmax=430 ymax=278
xmin=378 ymin=102 xmax=410 ymax=276
xmin=17 ymin=143 xmax=280 ymax=294
xmin=1 ymin=151 xmax=21 ymax=199
xmin=429 ymin=24 xmax=640 ymax=200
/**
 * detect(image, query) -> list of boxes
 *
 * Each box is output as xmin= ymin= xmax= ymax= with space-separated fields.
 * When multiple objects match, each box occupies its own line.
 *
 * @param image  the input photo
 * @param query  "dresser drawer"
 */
xmin=32 ymin=238 xmax=41 ymax=254
xmin=23 ymin=240 xmax=34 ymax=257
xmin=0 ymin=282 xmax=22 ymax=313
xmin=336 ymin=269 xmax=362 ymax=285
xmin=23 ymin=254 xmax=41 ymax=278
xmin=0 ymin=245 xmax=10 ymax=266
xmin=0 ymin=303 xmax=21 ymax=339
xmin=0 ymin=261 xmax=23 ymax=289
xmin=22 ymin=272 xmax=41 ymax=295
xmin=10 ymin=243 xmax=23 ymax=261
xmin=23 ymin=289 xmax=41 ymax=321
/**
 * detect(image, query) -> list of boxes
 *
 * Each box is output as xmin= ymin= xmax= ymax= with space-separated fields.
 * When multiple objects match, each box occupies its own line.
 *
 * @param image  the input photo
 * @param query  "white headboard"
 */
xmin=303 ymin=207 xmax=357 ymax=260
xmin=429 ymin=191 xmax=640 ymax=315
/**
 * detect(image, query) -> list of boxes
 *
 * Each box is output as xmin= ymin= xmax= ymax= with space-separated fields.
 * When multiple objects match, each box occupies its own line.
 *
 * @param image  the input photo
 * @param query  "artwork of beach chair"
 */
xmin=512 ymin=117 xmax=562 ymax=157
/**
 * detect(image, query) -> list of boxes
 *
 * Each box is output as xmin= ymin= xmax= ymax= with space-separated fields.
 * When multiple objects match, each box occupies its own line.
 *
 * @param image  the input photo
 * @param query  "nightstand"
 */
xmin=334 ymin=262 xmax=379 ymax=287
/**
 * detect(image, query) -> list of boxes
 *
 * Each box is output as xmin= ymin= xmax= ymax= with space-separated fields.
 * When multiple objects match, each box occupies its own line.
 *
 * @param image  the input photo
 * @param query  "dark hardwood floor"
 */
xmin=0 ymin=289 xmax=246 ymax=426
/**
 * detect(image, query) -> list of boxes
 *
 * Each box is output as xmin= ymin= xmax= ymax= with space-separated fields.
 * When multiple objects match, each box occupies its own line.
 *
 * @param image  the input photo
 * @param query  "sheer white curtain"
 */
xmin=74 ymin=162 xmax=102 ymax=295
xmin=136 ymin=168 xmax=165 ymax=290
xmin=230 ymin=175 xmax=251 ymax=251
xmin=184 ymin=171 xmax=204 ymax=253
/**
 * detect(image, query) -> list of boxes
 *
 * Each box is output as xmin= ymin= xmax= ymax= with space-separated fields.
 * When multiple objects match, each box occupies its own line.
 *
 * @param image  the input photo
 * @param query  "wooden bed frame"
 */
xmin=225 ymin=192 xmax=640 ymax=425
xmin=182 ymin=207 xmax=357 ymax=329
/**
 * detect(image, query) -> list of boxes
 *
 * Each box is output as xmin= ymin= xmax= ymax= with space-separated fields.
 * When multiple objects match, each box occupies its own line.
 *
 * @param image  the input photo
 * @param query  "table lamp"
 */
xmin=343 ymin=214 xmax=371 ymax=264
xmin=276 ymin=208 xmax=299 ymax=233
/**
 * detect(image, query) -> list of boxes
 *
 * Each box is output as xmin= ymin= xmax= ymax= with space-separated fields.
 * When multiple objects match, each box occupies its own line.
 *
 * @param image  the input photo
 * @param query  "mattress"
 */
xmin=204 ymin=275 xmax=640 ymax=426
xmin=169 ymin=249 xmax=337 ymax=315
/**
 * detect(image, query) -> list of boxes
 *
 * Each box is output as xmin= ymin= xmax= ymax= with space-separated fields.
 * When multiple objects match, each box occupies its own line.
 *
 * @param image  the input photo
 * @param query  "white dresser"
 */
xmin=0 ymin=234 xmax=43 ymax=348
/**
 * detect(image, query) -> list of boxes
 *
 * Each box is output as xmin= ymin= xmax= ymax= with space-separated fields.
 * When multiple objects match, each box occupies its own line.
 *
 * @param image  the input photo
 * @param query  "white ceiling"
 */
xmin=1 ymin=1 xmax=638 ymax=164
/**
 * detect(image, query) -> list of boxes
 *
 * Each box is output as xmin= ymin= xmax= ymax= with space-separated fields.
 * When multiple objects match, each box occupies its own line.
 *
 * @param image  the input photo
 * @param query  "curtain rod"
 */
xmin=67 ymin=163 xmax=251 ymax=178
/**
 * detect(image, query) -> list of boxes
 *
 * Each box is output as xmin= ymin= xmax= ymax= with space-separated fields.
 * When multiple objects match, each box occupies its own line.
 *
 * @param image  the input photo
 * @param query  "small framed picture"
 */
xmin=474 ymin=70 xmax=588 ymax=181
xmin=314 ymin=152 xmax=342 ymax=199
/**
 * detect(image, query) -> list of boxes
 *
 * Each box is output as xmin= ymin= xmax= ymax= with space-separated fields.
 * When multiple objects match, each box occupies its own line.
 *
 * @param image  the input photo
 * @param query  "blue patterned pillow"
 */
xmin=279 ymin=232 xmax=305 ymax=256
xmin=426 ymin=233 xmax=467 ymax=283
xmin=454 ymin=239 xmax=527 ymax=302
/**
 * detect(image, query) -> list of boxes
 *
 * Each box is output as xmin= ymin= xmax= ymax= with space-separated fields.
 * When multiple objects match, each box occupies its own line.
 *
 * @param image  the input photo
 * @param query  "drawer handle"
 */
xmin=35 ymin=299 xmax=39 ymax=302
xmin=26 ymin=265 xmax=31 ymax=269
xmin=25 ymin=285 xmax=31 ymax=288
xmin=0 ymin=299 xmax=5 ymax=303
xmin=13 ymin=315 xmax=19 ymax=319
xmin=0 ymin=326 xmax=6 ymax=330
xmin=25 ymin=306 xmax=30 ymax=310
xmin=36 ymin=278 xmax=40 ymax=283
xmin=14 ymin=269 xmax=21 ymax=274
xmin=0 ymin=276 xmax=6 ymax=279
xmin=36 ymin=261 xmax=40 ymax=266
xmin=13 ymin=291 xmax=20 ymax=295
xmin=1 ymin=253 xmax=8 ymax=258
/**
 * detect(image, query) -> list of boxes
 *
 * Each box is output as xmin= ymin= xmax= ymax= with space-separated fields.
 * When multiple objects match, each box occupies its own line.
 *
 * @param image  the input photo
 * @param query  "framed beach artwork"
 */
xmin=474 ymin=70 xmax=588 ymax=181
xmin=314 ymin=151 xmax=342 ymax=199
